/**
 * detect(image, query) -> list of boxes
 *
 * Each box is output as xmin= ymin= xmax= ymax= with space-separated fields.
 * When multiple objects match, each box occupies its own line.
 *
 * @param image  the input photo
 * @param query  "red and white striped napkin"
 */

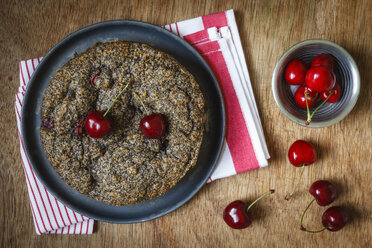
xmin=16 ymin=58 xmax=95 ymax=235
xmin=163 ymin=9 xmax=269 ymax=181
xmin=15 ymin=9 xmax=269 ymax=235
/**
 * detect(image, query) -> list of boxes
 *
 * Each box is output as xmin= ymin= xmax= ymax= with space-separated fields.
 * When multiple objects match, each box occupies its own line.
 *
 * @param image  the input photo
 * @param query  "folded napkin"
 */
xmin=15 ymin=9 xmax=269 ymax=235
xmin=163 ymin=9 xmax=269 ymax=181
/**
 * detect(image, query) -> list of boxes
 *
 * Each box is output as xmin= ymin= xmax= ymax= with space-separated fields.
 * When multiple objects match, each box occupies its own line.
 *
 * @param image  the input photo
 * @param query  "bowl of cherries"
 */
xmin=272 ymin=39 xmax=360 ymax=127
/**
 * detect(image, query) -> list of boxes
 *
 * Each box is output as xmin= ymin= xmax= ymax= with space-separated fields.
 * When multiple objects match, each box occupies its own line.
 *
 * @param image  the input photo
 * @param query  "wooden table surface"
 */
xmin=1 ymin=0 xmax=371 ymax=247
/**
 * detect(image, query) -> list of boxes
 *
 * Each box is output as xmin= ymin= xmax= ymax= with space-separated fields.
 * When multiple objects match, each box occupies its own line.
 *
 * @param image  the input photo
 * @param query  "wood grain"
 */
xmin=1 ymin=0 xmax=371 ymax=247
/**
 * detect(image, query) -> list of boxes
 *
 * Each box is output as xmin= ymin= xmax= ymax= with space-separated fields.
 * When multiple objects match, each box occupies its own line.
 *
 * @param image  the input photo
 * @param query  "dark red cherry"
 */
xmin=140 ymin=113 xmax=166 ymax=139
xmin=84 ymin=110 xmax=113 ymax=138
xmin=310 ymin=54 xmax=335 ymax=71
xmin=305 ymin=66 xmax=336 ymax=92
xmin=288 ymin=140 xmax=317 ymax=167
xmin=309 ymin=180 xmax=337 ymax=206
xmin=223 ymin=200 xmax=252 ymax=229
xmin=294 ymin=86 xmax=318 ymax=109
xmin=321 ymin=83 xmax=341 ymax=103
xmin=322 ymin=206 xmax=349 ymax=231
xmin=285 ymin=59 xmax=308 ymax=85
xmin=76 ymin=120 xmax=84 ymax=137
xmin=223 ymin=190 xmax=274 ymax=229
xmin=300 ymin=202 xmax=349 ymax=233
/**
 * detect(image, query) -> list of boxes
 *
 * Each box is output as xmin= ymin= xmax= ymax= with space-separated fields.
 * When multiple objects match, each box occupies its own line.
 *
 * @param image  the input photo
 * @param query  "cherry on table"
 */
xmin=285 ymin=59 xmax=308 ymax=85
xmin=285 ymin=140 xmax=317 ymax=200
xmin=223 ymin=190 xmax=274 ymax=229
xmin=310 ymin=54 xmax=335 ymax=71
xmin=309 ymin=180 xmax=337 ymax=206
xmin=288 ymin=140 xmax=317 ymax=167
xmin=321 ymin=83 xmax=341 ymax=103
xmin=305 ymin=66 xmax=336 ymax=92
xmin=322 ymin=206 xmax=349 ymax=232
xmin=301 ymin=204 xmax=349 ymax=233
xmin=294 ymin=86 xmax=319 ymax=109
xmin=84 ymin=110 xmax=113 ymax=138
xmin=300 ymin=181 xmax=348 ymax=233
xmin=140 ymin=113 xmax=166 ymax=139
xmin=223 ymin=200 xmax=252 ymax=229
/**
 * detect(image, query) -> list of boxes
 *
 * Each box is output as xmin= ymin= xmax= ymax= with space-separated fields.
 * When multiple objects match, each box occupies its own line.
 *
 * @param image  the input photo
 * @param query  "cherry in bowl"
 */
xmin=305 ymin=66 xmax=336 ymax=93
xmin=321 ymin=83 xmax=341 ymax=103
xmin=310 ymin=53 xmax=335 ymax=71
xmin=294 ymin=86 xmax=319 ymax=109
xmin=284 ymin=59 xmax=308 ymax=85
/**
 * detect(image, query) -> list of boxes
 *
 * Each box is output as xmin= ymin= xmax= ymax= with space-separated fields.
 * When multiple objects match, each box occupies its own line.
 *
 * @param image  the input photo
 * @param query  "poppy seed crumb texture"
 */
xmin=40 ymin=41 xmax=205 ymax=206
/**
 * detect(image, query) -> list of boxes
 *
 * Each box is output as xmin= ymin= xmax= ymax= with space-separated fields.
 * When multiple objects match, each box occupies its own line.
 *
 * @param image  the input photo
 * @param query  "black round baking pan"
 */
xmin=21 ymin=20 xmax=225 ymax=223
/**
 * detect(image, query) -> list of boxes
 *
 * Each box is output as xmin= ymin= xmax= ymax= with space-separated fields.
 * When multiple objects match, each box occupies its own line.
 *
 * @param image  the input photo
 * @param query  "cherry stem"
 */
xmin=305 ymin=90 xmax=311 ymax=125
xmin=246 ymin=189 xmax=275 ymax=212
xmin=103 ymin=82 xmax=130 ymax=117
xmin=309 ymin=92 xmax=319 ymax=101
xmin=300 ymin=198 xmax=327 ymax=233
xmin=128 ymin=88 xmax=149 ymax=115
xmin=285 ymin=165 xmax=305 ymax=201
xmin=306 ymin=90 xmax=333 ymax=125
xmin=301 ymin=227 xmax=327 ymax=233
